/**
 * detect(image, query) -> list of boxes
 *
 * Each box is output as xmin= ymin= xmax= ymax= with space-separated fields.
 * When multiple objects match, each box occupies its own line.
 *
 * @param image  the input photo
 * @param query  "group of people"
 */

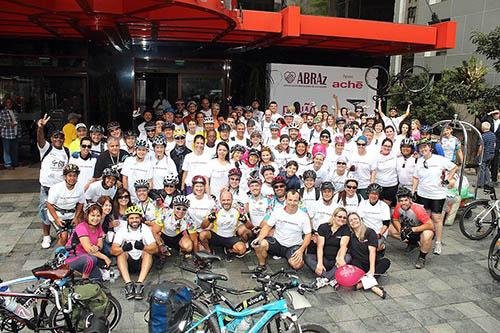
xmin=33 ymin=95 xmax=499 ymax=301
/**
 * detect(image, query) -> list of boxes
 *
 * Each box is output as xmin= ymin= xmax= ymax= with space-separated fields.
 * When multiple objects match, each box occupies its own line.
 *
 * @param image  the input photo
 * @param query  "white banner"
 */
xmin=268 ymin=63 xmax=377 ymax=114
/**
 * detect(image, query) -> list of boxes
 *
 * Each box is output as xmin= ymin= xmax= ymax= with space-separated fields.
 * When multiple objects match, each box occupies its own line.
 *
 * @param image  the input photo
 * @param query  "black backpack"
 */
xmin=41 ymin=144 xmax=70 ymax=162
xmin=299 ymin=187 xmax=321 ymax=201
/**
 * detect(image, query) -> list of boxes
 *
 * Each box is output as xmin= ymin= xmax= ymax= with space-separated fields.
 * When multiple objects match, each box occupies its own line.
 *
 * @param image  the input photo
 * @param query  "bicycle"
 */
xmin=365 ymin=65 xmax=430 ymax=101
xmin=488 ymin=229 xmax=500 ymax=281
xmin=459 ymin=186 xmax=498 ymax=240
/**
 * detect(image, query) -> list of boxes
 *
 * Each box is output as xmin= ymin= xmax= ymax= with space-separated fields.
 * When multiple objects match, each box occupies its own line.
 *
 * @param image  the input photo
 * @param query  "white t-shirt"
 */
xmin=310 ymin=200 xmax=340 ymax=230
xmin=396 ymin=155 xmax=417 ymax=190
xmin=333 ymin=193 xmax=361 ymax=213
xmin=303 ymin=165 xmax=329 ymax=188
xmin=263 ymin=136 xmax=280 ymax=151
xmin=329 ymin=171 xmax=349 ymax=192
xmin=261 ymin=183 xmax=274 ymax=197
xmin=273 ymin=150 xmax=292 ymax=170
xmin=247 ymin=194 xmax=268 ymax=227
xmin=358 ymin=199 xmax=391 ymax=234
xmin=350 ymin=152 xmax=377 ymax=189
xmin=182 ymin=152 xmax=210 ymax=186
xmin=301 ymin=188 xmax=320 ymax=207
xmin=113 ymin=224 xmax=156 ymax=260
xmin=414 ymin=154 xmax=456 ymax=200
xmin=91 ymin=141 xmax=107 ymax=156
xmin=344 ymin=140 xmax=357 ymax=156
xmin=47 ymin=181 xmax=85 ymax=221
xmin=294 ymin=154 xmax=312 ymax=178
xmin=267 ymin=206 xmax=312 ymax=248
xmin=381 ymin=114 xmax=405 ymax=133
xmin=213 ymin=207 xmax=240 ymax=238
xmin=69 ymin=153 xmax=97 ymax=188
xmin=85 ymin=181 xmax=116 ymax=203
xmin=39 ymin=143 xmax=69 ymax=187
xmin=187 ymin=193 xmax=215 ymax=230
xmin=151 ymin=155 xmax=177 ymax=190
xmin=207 ymin=159 xmax=232 ymax=197
xmin=121 ymin=156 xmax=153 ymax=201
xmin=375 ymin=152 xmax=398 ymax=187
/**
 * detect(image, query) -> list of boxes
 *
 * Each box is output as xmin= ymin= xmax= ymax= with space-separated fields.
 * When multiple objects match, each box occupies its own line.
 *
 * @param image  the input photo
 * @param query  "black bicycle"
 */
xmin=365 ymin=65 xmax=430 ymax=100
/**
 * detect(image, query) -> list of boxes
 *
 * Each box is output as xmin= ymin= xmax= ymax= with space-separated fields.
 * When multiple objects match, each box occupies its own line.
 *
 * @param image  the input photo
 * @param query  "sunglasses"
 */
xmin=357 ymin=143 xmax=366 ymax=147
xmin=337 ymin=162 xmax=347 ymax=165
xmin=118 ymin=195 xmax=130 ymax=199
xmin=52 ymin=134 xmax=64 ymax=139
xmin=336 ymin=215 xmax=347 ymax=220
xmin=321 ymin=135 xmax=330 ymax=139
xmin=164 ymin=184 xmax=175 ymax=188
xmin=81 ymin=144 xmax=92 ymax=149
xmin=273 ymin=184 xmax=286 ymax=189
xmin=175 ymin=136 xmax=186 ymax=140
xmin=346 ymin=185 xmax=357 ymax=189
xmin=229 ymin=177 xmax=241 ymax=181
xmin=175 ymin=206 xmax=187 ymax=211
xmin=146 ymin=129 xmax=156 ymax=132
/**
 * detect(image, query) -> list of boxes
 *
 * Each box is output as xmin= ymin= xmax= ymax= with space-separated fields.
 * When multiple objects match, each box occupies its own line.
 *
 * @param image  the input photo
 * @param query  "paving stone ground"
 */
xmin=0 ymin=192 xmax=499 ymax=332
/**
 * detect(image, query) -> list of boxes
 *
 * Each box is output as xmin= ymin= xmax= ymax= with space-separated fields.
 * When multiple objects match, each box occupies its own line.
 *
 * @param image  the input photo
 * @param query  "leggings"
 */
xmin=350 ymin=257 xmax=391 ymax=275
xmin=304 ymin=253 xmax=351 ymax=280
xmin=65 ymin=254 xmax=102 ymax=280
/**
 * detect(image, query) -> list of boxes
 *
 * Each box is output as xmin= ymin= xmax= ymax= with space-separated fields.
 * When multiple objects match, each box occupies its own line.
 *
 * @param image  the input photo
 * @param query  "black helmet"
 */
xmin=260 ymin=165 xmax=275 ymax=175
xmin=302 ymin=170 xmax=317 ymax=180
xmin=102 ymin=168 xmax=119 ymax=179
xmin=396 ymin=187 xmax=412 ymax=200
xmin=63 ymin=164 xmax=80 ymax=176
xmin=366 ymin=183 xmax=383 ymax=194
xmin=218 ymin=123 xmax=230 ymax=132
xmin=321 ymin=181 xmax=335 ymax=191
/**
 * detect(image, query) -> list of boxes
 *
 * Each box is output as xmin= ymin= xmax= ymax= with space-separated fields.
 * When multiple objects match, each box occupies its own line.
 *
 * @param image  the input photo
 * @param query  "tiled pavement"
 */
xmin=0 ymin=193 xmax=499 ymax=332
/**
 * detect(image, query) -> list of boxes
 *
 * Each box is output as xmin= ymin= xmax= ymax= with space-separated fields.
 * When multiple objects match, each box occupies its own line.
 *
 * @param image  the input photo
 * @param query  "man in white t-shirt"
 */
xmin=310 ymin=182 xmax=340 ymax=231
xmin=85 ymin=168 xmax=117 ymax=203
xmin=121 ymin=139 xmax=153 ymax=202
xmin=376 ymin=100 xmax=411 ymax=134
xmin=46 ymin=164 xmax=85 ymax=247
xmin=252 ymin=190 xmax=312 ymax=272
xmin=111 ymin=205 xmax=158 ymax=300
xmin=36 ymin=114 xmax=70 ymax=249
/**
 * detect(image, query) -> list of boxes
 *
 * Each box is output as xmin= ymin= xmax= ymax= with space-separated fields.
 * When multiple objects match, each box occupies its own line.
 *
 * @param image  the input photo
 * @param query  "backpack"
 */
xmin=41 ymin=144 xmax=70 ymax=162
xmin=148 ymin=281 xmax=193 ymax=333
xmin=63 ymin=283 xmax=110 ymax=330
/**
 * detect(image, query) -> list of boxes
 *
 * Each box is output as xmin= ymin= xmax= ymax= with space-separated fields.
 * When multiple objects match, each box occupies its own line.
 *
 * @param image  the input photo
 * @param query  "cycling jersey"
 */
xmin=137 ymin=197 xmax=161 ymax=224
xmin=247 ymin=194 xmax=268 ymax=227
xmin=393 ymin=203 xmax=431 ymax=228
xmin=212 ymin=207 xmax=241 ymax=237
xmin=157 ymin=209 xmax=196 ymax=237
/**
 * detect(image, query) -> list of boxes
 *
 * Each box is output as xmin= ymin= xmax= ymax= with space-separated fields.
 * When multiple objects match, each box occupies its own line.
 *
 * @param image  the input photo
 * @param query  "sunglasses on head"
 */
xmin=81 ymin=144 xmax=92 ymax=149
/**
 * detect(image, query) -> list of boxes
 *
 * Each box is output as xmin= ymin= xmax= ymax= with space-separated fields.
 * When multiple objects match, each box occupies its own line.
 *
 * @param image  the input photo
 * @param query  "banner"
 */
xmin=268 ymin=63 xmax=377 ymax=115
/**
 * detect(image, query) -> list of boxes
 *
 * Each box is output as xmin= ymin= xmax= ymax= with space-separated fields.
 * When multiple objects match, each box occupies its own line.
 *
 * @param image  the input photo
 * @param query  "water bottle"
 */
xmin=235 ymin=317 xmax=253 ymax=332
xmin=0 ymin=286 xmax=32 ymax=319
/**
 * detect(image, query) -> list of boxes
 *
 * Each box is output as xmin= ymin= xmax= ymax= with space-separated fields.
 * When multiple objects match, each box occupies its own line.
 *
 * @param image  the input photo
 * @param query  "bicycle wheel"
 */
xmin=258 ymin=313 xmax=300 ymax=333
xmin=300 ymin=323 xmax=330 ymax=333
xmin=48 ymin=293 xmax=122 ymax=332
xmin=184 ymin=300 xmax=220 ymax=333
xmin=488 ymin=232 xmax=500 ymax=281
xmin=365 ymin=65 xmax=389 ymax=91
xmin=402 ymin=65 xmax=430 ymax=92
xmin=459 ymin=201 xmax=497 ymax=240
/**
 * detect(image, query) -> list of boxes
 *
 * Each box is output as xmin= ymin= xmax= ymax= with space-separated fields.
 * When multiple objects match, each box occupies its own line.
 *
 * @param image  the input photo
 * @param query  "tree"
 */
xmin=471 ymin=26 xmax=500 ymax=73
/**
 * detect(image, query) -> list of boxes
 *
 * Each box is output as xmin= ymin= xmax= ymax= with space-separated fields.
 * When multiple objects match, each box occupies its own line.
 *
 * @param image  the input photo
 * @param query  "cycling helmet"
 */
xmin=247 ymin=176 xmax=262 ymax=186
xmin=102 ymin=168 xmax=119 ymax=179
xmin=89 ymin=125 xmax=104 ymax=134
xmin=63 ymin=164 xmax=80 ymax=176
xmin=295 ymin=138 xmax=308 ymax=146
xmin=248 ymin=148 xmax=260 ymax=158
xmin=163 ymin=173 xmax=179 ymax=186
xmin=228 ymin=168 xmax=242 ymax=178
xmin=173 ymin=129 xmax=186 ymax=138
xmin=302 ymin=170 xmax=317 ymax=180
xmin=396 ymin=187 xmax=413 ymax=199
xmin=415 ymin=137 xmax=431 ymax=147
xmin=135 ymin=138 xmax=148 ymax=148
xmin=400 ymin=138 xmax=415 ymax=147
xmin=124 ymin=130 xmax=137 ymax=138
xmin=336 ymin=117 xmax=346 ymax=123
xmin=269 ymin=122 xmax=280 ymax=131
xmin=144 ymin=121 xmax=156 ymax=131
xmin=125 ymin=205 xmax=144 ymax=217
xmin=321 ymin=181 xmax=335 ymax=191
xmin=134 ymin=179 xmax=149 ymax=190
xmin=420 ymin=125 xmax=432 ymax=134
xmin=260 ymin=165 xmax=275 ymax=175
xmin=334 ymin=136 xmax=346 ymax=145
xmin=192 ymin=175 xmax=207 ymax=185
xmin=272 ymin=176 xmax=287 ymax=187
xmin=164 ymin=122 xmax=175 ymax=130
xmin=152 ymin=136 xmax=166 ymax=147
xmin=231 ymin=144 xmax=245 ymax=154
xmin=366 ymin=183 xmax=383 ymax=194
xmin=204 ymin=116 xmax=214 ymax=124
xmin=288 ymin=122 xmax=300 ymax=130
xmin=283 ymin=111 xmax=294 ymax=118
xmin=107 ymin=121 xmax=120 ymax=131
xmin=172 ymin=195 xmax=190 ymax=208
xmin=218 ymin=123 xmax=230 ymax=132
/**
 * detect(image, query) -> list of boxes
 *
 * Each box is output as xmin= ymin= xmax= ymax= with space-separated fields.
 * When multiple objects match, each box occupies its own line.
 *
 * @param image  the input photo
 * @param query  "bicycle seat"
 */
xmin=194 ymin=251 xmax=222 ymax=262
xmin=32 ymin=264 xmax=72 ymax=280
xmin=196 ymin=272 xmax=228 ymax=283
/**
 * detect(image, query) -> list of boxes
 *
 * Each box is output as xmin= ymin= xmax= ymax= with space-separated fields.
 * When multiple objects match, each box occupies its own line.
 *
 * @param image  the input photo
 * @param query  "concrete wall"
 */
xmin=412 ymin=0 xmax=500 ymax=85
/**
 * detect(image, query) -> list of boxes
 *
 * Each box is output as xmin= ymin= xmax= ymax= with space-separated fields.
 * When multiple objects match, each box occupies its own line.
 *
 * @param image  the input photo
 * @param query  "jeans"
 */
xmin=39 ymin=186 xmax=51 ymax=226
xmin=478 ymin=160 xmax=492 ymax=187
xmin=491 ymin=149 xmax=499 ymax=182
xmin=304 ymin=253 xmax=351 ymax=280
xmin=1 ymin=137 xmax=18 ymax=167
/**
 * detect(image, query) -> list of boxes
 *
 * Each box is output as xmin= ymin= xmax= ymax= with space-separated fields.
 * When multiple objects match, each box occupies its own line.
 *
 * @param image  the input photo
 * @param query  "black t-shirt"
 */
xmin=318 ymin=223 xmax=350 ymax=258
xmin=348 ymin=227 xmax=378 ymax=263
xmin=93 ymin=149 xmax=129 ymax=178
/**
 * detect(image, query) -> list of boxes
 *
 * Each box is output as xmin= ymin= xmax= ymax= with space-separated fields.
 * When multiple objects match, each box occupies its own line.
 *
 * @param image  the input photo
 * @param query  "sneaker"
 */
xmin=135 ymin=283 xmax=145 ymax=300
xmin=415 ymin=257 xmax=426 ymax=269
xmin=253 ymin=265 xmax=267 ymax=273
xmin=236 ymin=248 xmax=251 ymax=259
xmin=41 ymin=236 xmax=52 ymax=249
xmin=405 ymin=242 xmax=419 ymax=253
xmin=100 ymin=268 xmax=111 ymax=281
xmin=272 ymin=255 xmax=282 ymax=260
xmin=125 ymin=282 xmax=135 ymax=300
xmin=433 ymin=242 xmax=442 ymax=255
xmin=314 ymin=277 xmax=330 ymax=289
xmin=328 ymin=279 xmax=339 ymax=289
xmin=224 ymin=247 xmax=235 ymax=262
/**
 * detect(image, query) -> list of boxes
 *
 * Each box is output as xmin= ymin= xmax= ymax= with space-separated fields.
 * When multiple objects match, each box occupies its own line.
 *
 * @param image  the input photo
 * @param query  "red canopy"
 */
xmin=0 ymin=0 xmax=455 ymax=55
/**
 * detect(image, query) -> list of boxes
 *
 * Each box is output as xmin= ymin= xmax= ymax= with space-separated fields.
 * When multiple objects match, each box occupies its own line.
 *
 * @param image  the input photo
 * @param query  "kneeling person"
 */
xmin=392 ymin=187 xmax=435 ymax=269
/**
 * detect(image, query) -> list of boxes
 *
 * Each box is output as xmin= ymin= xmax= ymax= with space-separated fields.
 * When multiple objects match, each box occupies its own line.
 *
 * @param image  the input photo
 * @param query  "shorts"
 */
xmin=161 ymin=233 xmax=183 ymax=250
xmin=408 ymin=231 xmax=435 ymax=243
xmin=39 ymin=186 xmax=50 ymax=226
xmin=265 ymin=237 xmax=301 ymax=260
xmin=208 ymin=231 xmax=240 ymax=249
xmin=416 ymin=195 xmax=445 ymax=214
xmin=50 ymin=219 xmax=73 ymax=234
xmin=127 ymin=256 xmax=142 ymax=273
xmin=381 ymin=184 xmax=398 ymax=206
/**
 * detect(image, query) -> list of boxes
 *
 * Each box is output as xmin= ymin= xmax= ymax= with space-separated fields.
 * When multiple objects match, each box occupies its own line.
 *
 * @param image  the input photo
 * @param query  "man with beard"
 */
xmin=93 ymin=136 xmax=129 ymax=179
xmin=300 ymin=113 xmax=315 ymax=140
xmin=342 ymin=125 xmax=357 ymax=156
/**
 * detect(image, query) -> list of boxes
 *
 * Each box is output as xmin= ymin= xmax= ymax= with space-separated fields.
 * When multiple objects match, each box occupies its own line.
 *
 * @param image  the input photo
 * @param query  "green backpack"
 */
xmin=63 ymin=283 xmax=110 ymax=329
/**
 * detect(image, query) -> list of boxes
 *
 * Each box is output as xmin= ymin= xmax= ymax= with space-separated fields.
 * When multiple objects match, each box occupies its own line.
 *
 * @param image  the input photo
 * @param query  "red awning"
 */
xmin=0 ymin=0 xmax=455 ymax=55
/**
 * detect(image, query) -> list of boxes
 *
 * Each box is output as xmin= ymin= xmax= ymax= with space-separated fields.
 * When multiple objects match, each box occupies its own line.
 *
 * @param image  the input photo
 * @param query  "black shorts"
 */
xmin=408 ymin=231 xmax=435 ymax=243
xmin=416 ymin=195 xmax=446 ymax=214
xmin=127 ymin=256 xmax=141 ymax=273
xmin=161 ymin=233 xmax=183 ymax=251
xmin=50 ymin=219 xmax=73 ymax=234
xmin=265 ymin=237 xmax=300 ymax=260
xmin=209 ymin=231 xmax=240 ymax=249
xmin=381 ymin=185 xmax=398 ymax=206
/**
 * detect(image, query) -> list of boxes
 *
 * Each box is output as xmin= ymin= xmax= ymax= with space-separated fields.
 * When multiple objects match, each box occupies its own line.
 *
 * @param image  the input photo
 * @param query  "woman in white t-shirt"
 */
xmin=413 ymin=138 xmax=458 ymax=255
xmin=187 ymin=176 xmax=216 ymax=234
xmin=181 ymin=134 xmax=210 ymax=194
xmin=333 ymin=178 xmax=362 ymax=213
xmin=375 ymin=138 xmax=398 ymax=207
xmin=273 ymin=135 xmax=292 ymax=171
xmin=207 ymin=142 xmax=233 ymax=198
xmin=350 ymin=135 xmax=376 ymax=199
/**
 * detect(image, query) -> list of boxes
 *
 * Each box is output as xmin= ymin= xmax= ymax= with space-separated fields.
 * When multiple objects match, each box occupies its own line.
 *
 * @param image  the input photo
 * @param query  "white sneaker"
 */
xmin=100 ymin=269 xmax=111 ymax=281
xmin=41 ymin=236 xmax=52 ymax=249
xmin=314 ymin=277 xmax=330 ymax=289
xmin=272 ymin=255 xmax=282 ymax=260
xmin=433 ymin=241 xmax=442 ymax=255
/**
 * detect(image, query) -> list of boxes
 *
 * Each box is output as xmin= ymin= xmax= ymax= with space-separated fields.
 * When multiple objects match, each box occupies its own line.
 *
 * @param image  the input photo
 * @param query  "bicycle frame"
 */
xmin=186 ymin=299 xmax=294 ymax=333
xmin=474 ymin=200 xmax=500 ymax=225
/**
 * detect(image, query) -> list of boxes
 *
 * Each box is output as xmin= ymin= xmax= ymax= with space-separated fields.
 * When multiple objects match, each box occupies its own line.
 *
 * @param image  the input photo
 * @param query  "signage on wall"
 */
xmin=268 ymin=63 xmax=377 ymax=114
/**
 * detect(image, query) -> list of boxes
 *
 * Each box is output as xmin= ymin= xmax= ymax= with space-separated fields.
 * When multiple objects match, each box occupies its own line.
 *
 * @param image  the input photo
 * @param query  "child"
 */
xmin=279 ymin=160 xmax=301 ymax=190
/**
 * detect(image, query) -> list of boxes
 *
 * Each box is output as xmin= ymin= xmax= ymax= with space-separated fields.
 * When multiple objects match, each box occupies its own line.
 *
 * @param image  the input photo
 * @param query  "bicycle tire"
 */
xmin=365 ymin=65 xmax=389 ymax=92
xmin=459 ymin=201 xmax=497 ymax=240
xmin=488 ymin=232 xmax=500 ymax=281
xmin=402 ymin=65 xmax=430 ymax=92
xmin=185 ymin=299 xmax=220 ymax=333
xmin=258 ymin=313 xmax=300 ymax=333
xmin=48 ymin=293 xmax=122 ymax=332
xmin=300 ymin=323 xmax=330 ymax=333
